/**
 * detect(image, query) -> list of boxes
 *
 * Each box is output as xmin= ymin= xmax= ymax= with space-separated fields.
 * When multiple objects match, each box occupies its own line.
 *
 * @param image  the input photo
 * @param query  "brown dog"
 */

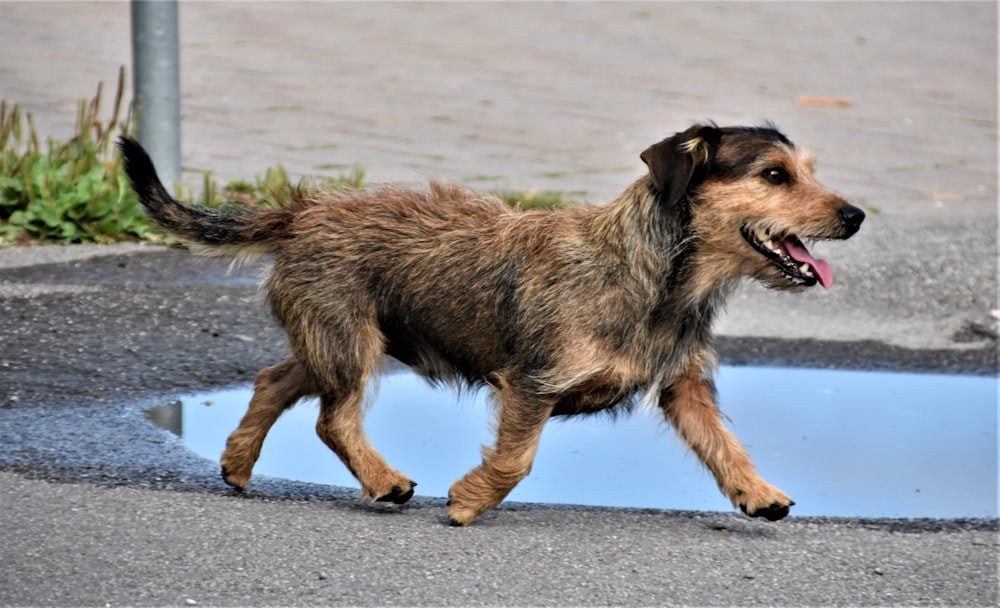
xmin=120 ymin=123 xmax=863 ymax=525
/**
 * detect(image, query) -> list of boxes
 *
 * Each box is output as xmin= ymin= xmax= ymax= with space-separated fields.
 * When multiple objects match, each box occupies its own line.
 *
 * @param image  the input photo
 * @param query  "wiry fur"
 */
xmin=118 ymin=123 xmax=863 ymax=525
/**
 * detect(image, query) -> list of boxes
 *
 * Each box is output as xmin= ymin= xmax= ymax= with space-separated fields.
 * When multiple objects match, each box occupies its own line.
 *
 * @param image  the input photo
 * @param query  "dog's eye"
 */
xmin=762 ymin=167 xmax=789 ymax=185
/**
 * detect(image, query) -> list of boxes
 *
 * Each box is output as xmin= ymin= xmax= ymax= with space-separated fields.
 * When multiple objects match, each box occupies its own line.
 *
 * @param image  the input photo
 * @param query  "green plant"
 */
xmin=0 ymin=67 xmax=151 ymax=245
xmin=493 ymin=188 xmax=574 ymax=210
xmin=180 ymin=164 xmax=366 ymax=212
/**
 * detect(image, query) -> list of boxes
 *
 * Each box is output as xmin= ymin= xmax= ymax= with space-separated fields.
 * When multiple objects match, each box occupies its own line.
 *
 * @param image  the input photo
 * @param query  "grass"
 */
xmin=494 ymin=189 xmax=577 ymax=211
xmin=0 ymin=70 xmax=570 ymax=247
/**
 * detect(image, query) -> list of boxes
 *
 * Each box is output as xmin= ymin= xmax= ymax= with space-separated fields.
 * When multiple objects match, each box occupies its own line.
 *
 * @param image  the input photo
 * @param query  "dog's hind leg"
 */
xmin=301 ymin=317 xmax=416 ymax=504
xmin=220 ymin=358 xmax=317 ymax=490
xmin=263 ymin=296 xmax=417 ymax=503
xmin=314 ymin=386 xmax=417 ymax=504
xmin=446 ymin=378 xmax=555 ymax=526
xmin=659 ymin=362 xmax=794 ymax=521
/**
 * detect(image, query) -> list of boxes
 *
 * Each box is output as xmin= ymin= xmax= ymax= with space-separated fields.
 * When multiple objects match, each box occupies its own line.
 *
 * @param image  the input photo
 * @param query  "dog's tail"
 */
xmin=117 ymin=136 xmax=300 ymax=253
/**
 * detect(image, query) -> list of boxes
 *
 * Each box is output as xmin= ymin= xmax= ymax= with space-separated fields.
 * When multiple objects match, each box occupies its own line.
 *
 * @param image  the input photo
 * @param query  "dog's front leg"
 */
xmin=659 ymin=364 xmax=794 ymax=521
xmin=447 ymin=381 xmax=554 ymax=526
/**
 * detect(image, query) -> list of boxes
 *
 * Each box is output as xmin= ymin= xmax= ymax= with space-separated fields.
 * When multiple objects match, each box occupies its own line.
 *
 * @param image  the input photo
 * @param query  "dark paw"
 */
xmin=741 ymin=499 xmax=794 ymax=521
xmin=375 ymin=481 xmax=417 ymax=505
xmin=220 ymin=465 xmax=245 ymax=492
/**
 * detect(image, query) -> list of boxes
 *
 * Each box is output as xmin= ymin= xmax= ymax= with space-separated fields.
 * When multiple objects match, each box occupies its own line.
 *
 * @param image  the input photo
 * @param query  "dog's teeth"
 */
xmin=800 ymin=263 xmax=813 ymax=276
xmin=763 ymin=239 xmax=775 ymax=251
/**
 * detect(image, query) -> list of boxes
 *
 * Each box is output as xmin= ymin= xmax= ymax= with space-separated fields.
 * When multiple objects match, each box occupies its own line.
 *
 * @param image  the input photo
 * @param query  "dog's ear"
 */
xmin=640 ymin=124 xmax=721 ymax=208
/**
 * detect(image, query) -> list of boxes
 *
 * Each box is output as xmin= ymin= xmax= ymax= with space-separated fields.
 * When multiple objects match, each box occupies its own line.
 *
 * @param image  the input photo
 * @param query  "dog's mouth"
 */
xmin=740 ymin=224 xmax=833 ymax=288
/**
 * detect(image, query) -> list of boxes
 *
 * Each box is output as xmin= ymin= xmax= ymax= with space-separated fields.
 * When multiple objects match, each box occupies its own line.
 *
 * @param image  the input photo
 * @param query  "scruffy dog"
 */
xmin=120 ymin=123 xmax=863 ymax=525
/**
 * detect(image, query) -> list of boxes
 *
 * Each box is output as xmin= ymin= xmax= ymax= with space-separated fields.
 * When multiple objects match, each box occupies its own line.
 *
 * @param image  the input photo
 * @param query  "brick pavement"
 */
xmin=1 ymin=1 xmax=995 ymax=217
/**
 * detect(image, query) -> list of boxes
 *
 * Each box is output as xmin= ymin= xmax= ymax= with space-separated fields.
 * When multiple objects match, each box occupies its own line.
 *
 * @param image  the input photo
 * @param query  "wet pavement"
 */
xmin=0 ymin=2 xmax=997 ymax=606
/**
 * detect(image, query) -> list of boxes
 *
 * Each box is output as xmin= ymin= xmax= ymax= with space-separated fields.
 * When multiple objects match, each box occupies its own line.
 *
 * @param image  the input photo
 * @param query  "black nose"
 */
xmin=838 ymin=205 xmax=865 ymax=237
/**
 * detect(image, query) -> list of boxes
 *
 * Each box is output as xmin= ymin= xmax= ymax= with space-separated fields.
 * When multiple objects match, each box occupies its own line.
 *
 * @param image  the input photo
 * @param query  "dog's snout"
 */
xmin=838 ymin=204 xmax=865 ymax=237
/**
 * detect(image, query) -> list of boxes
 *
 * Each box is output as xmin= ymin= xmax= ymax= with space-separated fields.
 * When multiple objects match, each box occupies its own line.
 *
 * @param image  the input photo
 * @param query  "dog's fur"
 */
xmin=119 ymin=123 xmax=863 ymax=525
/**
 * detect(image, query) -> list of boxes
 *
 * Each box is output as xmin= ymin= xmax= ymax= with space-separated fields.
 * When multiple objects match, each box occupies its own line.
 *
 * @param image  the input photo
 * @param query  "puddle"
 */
xmin=146 ymin=366 xmax=998 ymax=518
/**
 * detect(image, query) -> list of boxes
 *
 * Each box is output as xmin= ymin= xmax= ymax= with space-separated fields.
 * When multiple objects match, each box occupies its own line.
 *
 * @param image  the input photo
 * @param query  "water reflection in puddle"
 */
xmin=147 ymin=366 xmax=998 ymax=518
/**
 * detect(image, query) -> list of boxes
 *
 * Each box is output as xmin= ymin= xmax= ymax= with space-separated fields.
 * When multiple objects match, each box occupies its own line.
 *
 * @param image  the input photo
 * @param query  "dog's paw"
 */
xmin=220 ymin=464 xmax=247 ymax=492
xmin=733 ymin=485 xmax=794 ymax=521
xmin=740 ymin=499 xmax=795 ymax=521
xmin=373 ymin=480 xmax=418 ymax=505
xmin=445 ymin=489 xmax=489 ymax=526
xmin=445 ymin=499 xmax=477 ymax=527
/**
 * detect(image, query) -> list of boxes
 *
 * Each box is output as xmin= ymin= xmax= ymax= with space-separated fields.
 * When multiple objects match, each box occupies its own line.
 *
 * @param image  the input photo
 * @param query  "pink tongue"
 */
xmin=783 ymin=239 xmax=833 ymax=288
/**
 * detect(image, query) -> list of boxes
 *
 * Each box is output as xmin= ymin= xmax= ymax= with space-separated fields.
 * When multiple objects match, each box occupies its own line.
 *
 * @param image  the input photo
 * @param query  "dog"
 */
xmin=119 ymin=123 xmax=863 ymax=525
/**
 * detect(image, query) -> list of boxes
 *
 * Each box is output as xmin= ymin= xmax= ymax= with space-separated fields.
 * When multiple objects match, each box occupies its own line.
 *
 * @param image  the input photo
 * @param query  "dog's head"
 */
xmin=641 ymin=123 xmax=864 ymax=290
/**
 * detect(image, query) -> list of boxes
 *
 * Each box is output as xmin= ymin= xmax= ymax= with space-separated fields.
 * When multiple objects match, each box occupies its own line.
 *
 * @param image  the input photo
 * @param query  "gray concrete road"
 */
xmin=0 ymin=2 xmax=997 ymax=606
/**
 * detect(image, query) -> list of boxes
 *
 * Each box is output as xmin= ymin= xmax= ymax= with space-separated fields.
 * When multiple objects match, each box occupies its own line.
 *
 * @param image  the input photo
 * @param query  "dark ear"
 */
xmin=640 ymin=124 xmax=721 ymax=208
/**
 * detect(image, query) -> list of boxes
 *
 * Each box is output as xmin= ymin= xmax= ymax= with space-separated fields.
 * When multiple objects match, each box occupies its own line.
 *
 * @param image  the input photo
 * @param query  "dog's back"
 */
xmin=262 ymin=180 xmax=644 ymax=393
xmin=119 ymin=141 xmax=655 ymax=392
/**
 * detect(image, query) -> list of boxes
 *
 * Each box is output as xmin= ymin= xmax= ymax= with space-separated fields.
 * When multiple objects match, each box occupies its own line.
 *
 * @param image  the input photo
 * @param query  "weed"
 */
xmin=0 ymin=67 xmax=150 ymax=245
xmin=465 ymin=174 xmax=507 ymax=183
xmin=287 ymin=143 xmax=339 ymax=152
xmin=493 ymin=188 xmax=574 ymax=211
xmin=264 ymin=104 xmax=303 ymax=113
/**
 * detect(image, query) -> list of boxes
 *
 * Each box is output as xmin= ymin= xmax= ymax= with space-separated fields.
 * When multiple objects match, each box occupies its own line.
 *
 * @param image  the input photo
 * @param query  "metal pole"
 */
xmin=130 ymin=0 xmax=181 ymax=192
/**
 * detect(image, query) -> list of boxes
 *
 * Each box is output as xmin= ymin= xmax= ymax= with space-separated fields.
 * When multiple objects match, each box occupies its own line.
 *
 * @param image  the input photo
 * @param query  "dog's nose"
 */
xmin=838 ymin=205 xmax=865 ymax=237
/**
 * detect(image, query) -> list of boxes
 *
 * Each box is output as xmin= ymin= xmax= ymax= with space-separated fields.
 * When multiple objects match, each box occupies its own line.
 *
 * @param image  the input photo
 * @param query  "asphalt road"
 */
xmin=1 ymin=2 xmax=998 ymax=607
